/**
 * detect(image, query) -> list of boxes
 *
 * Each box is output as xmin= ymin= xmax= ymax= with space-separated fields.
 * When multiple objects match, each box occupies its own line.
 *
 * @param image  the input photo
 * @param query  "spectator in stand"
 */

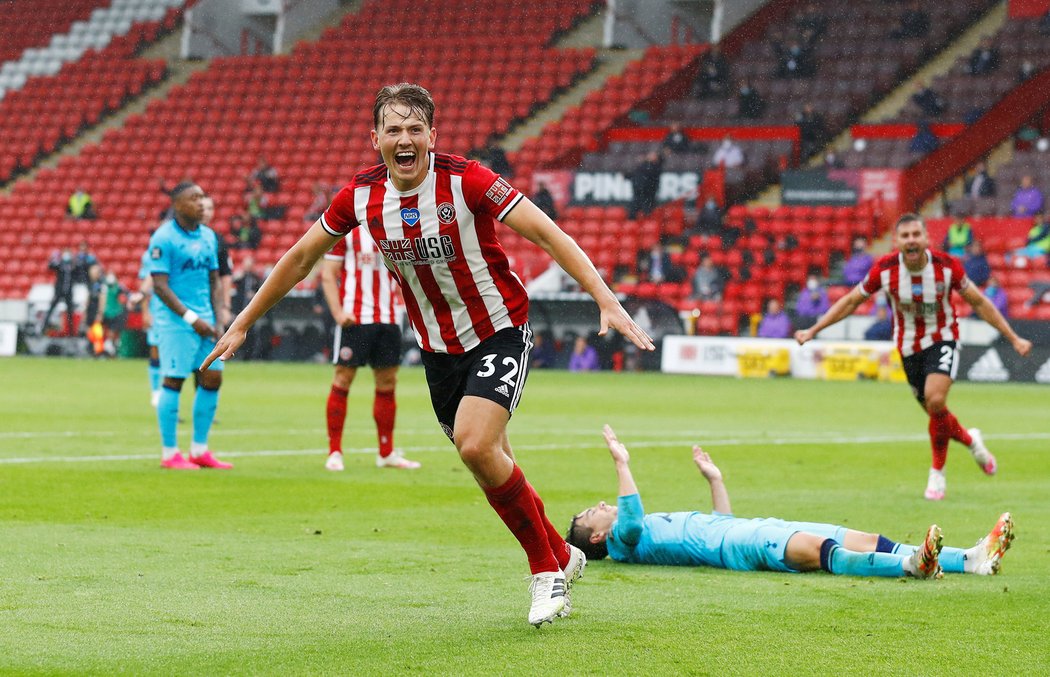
xmin=73 ymin=240 xmax=99 ymax=285
xmin=1018 ymin=59 xmax=1036 ymax=83
xmin=694 ymin=45 xmax=730 ymax=98
xmin=481 ymin=143 xmax=513 ymax=178
xmin=777 ymin=40 xmax=815 ymax=78
xmin=842 ymin=237 xmax=873 ymax=285
xmin=912 ymin=82 xmax=946 ymax=117
xmin=695 ymin=197 xmax=724 ymax=236
xmin=795 ymin=275 xmax=830 ymax=328
xmin=983 ymin=275 xmax=1008 ymax=316
xmin=229 ymin=213 xmax=262 ymax=250
xmin=248 ymin=156 xmax=280 ymax=193
xmin=969 ymin=37 xmax=1000 ymax=76
xmin=532 ymin=182 xmax=558 ymax=221
xmin=909 ymin=119 xmax=939 ymax=154
xmin=963 ymin=241 xmax=990 ymax=287
xmin=246 ymin=183 xmax=270 ymax=221
xmin=942 ymin=213 xmax=974 ymax=257
xmin=530 ymin=331 xmax=558 ymax=369
xmin=1010 ymin=211 xmax=1050 ymax=261
xmin=964 ymin=161 xmax=996 ymax=199
xmin=864 ymin=305 xmax=893 ymax=341
xmin=661 ymin=122 xmax=691 ymax=154
xmin=304 ymin=182 xmax=333 ymax=222
xmin=1009 ymin=175 xmax=1045 ymax=217
xmin=568 ymin=335 xmax=600 ymax=372
xmin=736 ymin=78 xmax=766 ymax=119
xmin=628 ymin=151 xmax=663 ymax=219
xmin=823 ymin=150 xmax=844 ymax=169
xmin=757 ymin=299 xmax=791 ymax=338
xmin=691 ymin=255 xmax=723 ymax=301
xmin=712 ymin=135 xmax=744 ymax=169
xmin=795 ymin=103 xmax=828 ymax=158
xmin=636 ymin=242 xmax=679 ymax=283
xmin=795 ymin=2 xmax=828 ymax=45
xmin=67 ymin=187 xmax=97 ymax=220
xmin=891 ymin=1 xmax=930 ymax=39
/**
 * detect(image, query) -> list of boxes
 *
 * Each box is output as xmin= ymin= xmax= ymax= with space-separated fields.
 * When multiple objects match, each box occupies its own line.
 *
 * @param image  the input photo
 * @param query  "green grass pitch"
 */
xmin=1 ymin=356 xmax=1048 ymax=675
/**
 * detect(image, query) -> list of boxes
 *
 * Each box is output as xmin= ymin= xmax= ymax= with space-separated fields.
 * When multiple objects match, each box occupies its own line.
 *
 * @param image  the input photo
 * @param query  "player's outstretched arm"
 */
xmin=795 ymin=286 xmax=867 ymax=344
xmin=693 ymin=446 xmax=731 ymax=514
xmin=201 ymin=221 xmax=338 ymax=369
xmin=960 ymin=284 xmax=1032 ymax=357
xmin=602 ymin=425 xmax=639 ymax=497
xmin=504 ymin=199 xmax=655 ymax=352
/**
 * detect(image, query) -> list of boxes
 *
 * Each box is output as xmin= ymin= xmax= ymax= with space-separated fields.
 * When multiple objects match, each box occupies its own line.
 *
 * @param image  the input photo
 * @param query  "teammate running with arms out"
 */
xmin=149 ymin=182 xmax=233 ymax=470
xmin=320 ymin=227 xmax=419 ymax=471
xmin=567 ymin=426 xmax=1014 ymax=579
xmin=203 ymin=83 xmax=655 ymax=626
xmin=795 ymin=214 xmax=1032 ymax=500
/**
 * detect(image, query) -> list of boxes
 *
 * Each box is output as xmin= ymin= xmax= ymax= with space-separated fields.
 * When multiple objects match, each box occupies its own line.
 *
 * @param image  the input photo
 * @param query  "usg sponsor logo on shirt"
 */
xmin=967 ymin=348 xmax=1009 ymax=382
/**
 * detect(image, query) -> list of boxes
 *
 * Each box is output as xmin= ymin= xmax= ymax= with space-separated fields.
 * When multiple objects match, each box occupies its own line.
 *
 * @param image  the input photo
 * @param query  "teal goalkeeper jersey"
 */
xmin=606 ymin=493 xmax=737 ymax=567
xmin=147 ymin=219 xmax=218 ymax=331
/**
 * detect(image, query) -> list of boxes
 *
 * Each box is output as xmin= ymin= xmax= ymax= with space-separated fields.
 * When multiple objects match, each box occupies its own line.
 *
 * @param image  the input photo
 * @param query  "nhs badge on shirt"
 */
xmin=400 ymin=208 xmax=421 ymax=227
xmin=911 ymin=283 xmax=924 ymax=297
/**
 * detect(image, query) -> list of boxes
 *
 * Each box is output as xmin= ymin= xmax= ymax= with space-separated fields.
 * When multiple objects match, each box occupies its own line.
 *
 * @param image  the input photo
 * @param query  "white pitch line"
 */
xmin=2 ymin=432 xmax=1049 ymax=465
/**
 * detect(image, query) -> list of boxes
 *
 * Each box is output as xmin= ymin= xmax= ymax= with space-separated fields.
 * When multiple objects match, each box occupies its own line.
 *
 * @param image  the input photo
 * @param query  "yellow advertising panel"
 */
xmin=737 ymin=347 xmax=791 ymax=378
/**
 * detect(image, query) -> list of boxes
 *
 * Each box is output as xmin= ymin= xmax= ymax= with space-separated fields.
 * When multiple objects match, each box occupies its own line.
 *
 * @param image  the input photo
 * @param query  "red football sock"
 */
xmin=326 ymin=385 xmax=348 ymax=454
xmin=928 ymin=410 xmax=951 ymax=470
xmin=944 ymin=409 xmax=973 ymax=446
xmin=529 ymin=485 xmax=571 ymax=570
xmin=483 ymin=465 xmax=560 ymax=575
xmin=373 ymin=389 xmax=396 ymax=457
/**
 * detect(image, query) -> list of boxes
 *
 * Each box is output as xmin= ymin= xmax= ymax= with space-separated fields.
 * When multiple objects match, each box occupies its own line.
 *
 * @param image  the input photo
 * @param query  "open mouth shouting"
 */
xmin=394 ymin=150 xmax=416 ymax=171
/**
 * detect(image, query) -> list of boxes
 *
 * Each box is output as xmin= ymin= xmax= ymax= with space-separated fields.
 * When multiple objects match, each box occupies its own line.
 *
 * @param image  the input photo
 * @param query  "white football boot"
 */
xmin=528 ymin=570 xmax=566 ymax=627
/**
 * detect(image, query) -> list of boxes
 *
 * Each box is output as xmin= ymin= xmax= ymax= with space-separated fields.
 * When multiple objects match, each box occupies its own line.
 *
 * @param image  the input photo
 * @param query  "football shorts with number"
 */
xmin=420 ymin=323 xmax=533 ymax=441
xmin=902 ymin=340 xmax=959 ymax=404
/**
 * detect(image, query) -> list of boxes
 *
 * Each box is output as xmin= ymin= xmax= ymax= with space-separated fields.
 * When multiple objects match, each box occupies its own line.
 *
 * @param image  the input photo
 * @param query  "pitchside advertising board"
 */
xmin=780 ymin=168 xmax=903 ymax=214
xmin=662 ymin=335 xmax=1050 ymax=384
xmin=532 ymin=170 xmax=703 ymax=206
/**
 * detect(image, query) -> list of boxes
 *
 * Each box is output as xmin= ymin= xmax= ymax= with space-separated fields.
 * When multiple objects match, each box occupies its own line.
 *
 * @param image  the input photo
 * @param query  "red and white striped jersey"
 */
xmin=320 ymin=152 xmax=529 ymax=354
xmin=323 ymin=227 xmax=398 ymax=325
xmin=859 ymin=249 xmax=969 ymax=357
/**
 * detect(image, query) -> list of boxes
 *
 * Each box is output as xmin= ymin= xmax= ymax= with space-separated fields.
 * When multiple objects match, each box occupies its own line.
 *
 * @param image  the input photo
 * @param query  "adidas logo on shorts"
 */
xmin=495 ymin=384 xmax=510 ymax=397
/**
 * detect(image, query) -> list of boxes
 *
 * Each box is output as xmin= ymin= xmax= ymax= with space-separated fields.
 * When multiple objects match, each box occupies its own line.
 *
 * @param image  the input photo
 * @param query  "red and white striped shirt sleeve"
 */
xmin=320 ymin=183 xmax=361 ymax=237
xmin=460 ymin=161 xmax=524 ymax=221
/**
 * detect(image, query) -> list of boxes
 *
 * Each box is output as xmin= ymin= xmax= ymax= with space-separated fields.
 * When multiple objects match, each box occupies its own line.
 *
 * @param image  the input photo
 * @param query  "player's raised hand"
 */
xmin=602 ymin=424 xmax=630 ymax=464
xmin=794 ymin=327 xmax=816 ymax=345
xmin=692 ymin=445 xmax=722 ymax=482
xmin=599 ymin=304 xmax=655 ymax=351
xmin=200 ymin=325 xmax=246 ymax=370
xmin=1012 ymin=336 xmax=1032 ymax=357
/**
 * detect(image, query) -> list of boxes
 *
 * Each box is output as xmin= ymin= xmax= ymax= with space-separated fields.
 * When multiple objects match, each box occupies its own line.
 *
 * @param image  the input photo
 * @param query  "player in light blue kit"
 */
xmin=137 ymin=246 xmax=162 ymax=407
xmin=147 ymin=182 xmax=233 ymax=470
xmin=567 ymin=426 xmax=1013 ymax=580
